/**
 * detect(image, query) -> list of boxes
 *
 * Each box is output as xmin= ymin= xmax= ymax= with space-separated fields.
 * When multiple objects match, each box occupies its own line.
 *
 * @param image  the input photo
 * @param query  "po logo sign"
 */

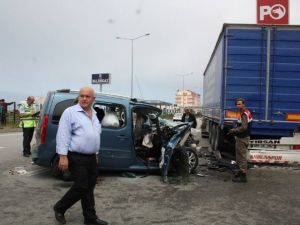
xmin=257 ymin=0 xmax=289 ymax=24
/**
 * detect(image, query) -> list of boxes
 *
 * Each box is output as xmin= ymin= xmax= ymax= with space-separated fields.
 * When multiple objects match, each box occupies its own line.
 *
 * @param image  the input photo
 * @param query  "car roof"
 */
xmin=51 ymin=89 xmax=161 ymax=112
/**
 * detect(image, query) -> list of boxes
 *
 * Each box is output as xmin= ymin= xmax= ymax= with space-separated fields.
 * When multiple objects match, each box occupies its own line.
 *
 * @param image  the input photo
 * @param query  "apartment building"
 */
xmin=175 ymin=89 xmax=201 ymax=112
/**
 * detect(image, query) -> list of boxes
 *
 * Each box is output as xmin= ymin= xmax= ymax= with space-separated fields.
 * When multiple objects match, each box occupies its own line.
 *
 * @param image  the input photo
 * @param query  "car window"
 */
xmin=94 ymin=103 xmax=126 ymax=128
xmin=52 ymin=99 xmax=76 ymax=124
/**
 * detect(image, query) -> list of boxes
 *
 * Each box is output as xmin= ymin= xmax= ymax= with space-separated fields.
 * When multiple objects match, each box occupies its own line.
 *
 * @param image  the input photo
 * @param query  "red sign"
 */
xmin=257 ymin=0 xmax=289 ymax=24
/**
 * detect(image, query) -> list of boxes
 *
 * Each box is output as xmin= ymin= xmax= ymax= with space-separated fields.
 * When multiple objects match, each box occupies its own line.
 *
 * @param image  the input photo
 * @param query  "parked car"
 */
xmin=32 ymin=89 xmax=198 ymax=179
xmin=173 ymin=112 xmax=183 ymax=122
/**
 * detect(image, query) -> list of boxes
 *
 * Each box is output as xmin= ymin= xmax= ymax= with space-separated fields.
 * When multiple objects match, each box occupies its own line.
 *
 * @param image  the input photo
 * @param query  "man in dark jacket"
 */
xmin=181 ymin=107 xmax=197 ymax=128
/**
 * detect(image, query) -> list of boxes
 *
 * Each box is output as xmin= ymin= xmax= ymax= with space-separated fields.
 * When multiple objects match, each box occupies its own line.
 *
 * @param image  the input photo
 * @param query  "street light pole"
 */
xmin=178 ymin=72 xmax=193 ymax=91
xmin=131 ymin=39 xmax=134 ymax=98
xmin=116 ymin=33 xmax=150 ymax=98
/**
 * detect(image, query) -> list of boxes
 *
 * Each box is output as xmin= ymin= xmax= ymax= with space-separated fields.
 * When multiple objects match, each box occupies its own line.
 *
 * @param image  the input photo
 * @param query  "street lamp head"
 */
xmin=116 ymin=34 xmax=150 ymax=40
xmin=177 ymin=72 xmax=193 ymax=76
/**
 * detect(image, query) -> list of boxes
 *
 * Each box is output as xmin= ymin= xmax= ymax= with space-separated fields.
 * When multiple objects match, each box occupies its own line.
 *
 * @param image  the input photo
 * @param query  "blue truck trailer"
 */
xmin=202 ymin=24 xmax=300 ymax=163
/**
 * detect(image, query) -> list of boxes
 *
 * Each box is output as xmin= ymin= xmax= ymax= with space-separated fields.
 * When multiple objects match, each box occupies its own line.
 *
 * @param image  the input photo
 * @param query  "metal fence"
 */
xmin=0 ymin=102 xmax=20 ymax=128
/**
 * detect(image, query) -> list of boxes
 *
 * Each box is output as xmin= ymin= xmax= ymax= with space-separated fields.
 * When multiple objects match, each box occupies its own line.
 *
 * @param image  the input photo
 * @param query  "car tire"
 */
xmin=186 ymin=147 xmax=199 ymax=173
xmin=51 ymin=155 xmax=72 ymax=181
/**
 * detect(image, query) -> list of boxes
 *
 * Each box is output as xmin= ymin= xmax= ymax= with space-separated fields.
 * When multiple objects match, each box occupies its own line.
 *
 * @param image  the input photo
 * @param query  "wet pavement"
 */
xmin=1 ymin=131 xmax=300 ymax=225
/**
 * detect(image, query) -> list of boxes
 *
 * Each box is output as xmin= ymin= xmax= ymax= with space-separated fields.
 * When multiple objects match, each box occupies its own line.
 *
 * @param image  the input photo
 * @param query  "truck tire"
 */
xmin=186 ymin=147 xmax=199 ymax=173
xmin=201 ymin=119 xmax=208 ymax=138
xmin=209 ymin=122 xmax=213 ymax=144
xmin=211 ymin=124 xmax=217 ymax=150
xmin=212 ymin=124 xmax=219 ymax=151
xmin=212 ymin=125 xmax=226 ymax=152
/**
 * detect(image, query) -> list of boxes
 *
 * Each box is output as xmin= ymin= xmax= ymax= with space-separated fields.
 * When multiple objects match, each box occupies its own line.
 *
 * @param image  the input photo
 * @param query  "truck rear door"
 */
xmin=225 ymin=26 xmax=267 ymax=121
xmin=268 ymin=27 xmax=300 ymax=123
xmin=225 ymin=25 xmax=300 ymax=137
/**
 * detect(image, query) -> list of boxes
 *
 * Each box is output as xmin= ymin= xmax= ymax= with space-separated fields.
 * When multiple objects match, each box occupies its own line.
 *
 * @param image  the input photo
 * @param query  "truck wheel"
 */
xmin=186 ymin=148 xmax=199 ymax=173
xmin=212 ymin=124 xmax=219 ymax=151
xmin=212 ymin=125 xmax=226 ymax=152
xmin=211 ymin=124 xmax=216 ymax=151
xmin=211 ymin=124 xmax=217 ymax=150
xmin=201 ymin=119 xmax=208 ymax=138
xmin=208 ymin=122 xmax=213 ymax=144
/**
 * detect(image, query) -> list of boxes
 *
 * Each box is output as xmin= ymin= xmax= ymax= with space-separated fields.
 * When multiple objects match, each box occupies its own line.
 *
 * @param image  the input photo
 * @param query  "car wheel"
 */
xmin=186 ymin=148 xmax=199 ymax=173
xmin=51 ymin=155 xmax=72 ymax=181
xmin=51 ymin=155 xmax=61 ymax=177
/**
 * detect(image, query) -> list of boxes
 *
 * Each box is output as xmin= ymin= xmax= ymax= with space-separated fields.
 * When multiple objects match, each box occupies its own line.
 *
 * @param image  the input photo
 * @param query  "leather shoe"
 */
xmin=84 ymin=218 xmax=108 ymax=225
xmin=232 ymin=172 xmax=247 ymax=183
xmin=53 ymin=206 xmax=66 ymax=224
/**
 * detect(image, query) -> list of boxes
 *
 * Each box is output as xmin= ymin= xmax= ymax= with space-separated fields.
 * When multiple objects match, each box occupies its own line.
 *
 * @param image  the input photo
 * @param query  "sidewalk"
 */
xmin=0 ymin=127 xmax=22 ymax=133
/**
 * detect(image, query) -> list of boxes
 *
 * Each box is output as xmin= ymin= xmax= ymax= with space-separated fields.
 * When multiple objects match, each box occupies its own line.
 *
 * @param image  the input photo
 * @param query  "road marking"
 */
xmin=0 ymin=146 xmax=6 ymax=149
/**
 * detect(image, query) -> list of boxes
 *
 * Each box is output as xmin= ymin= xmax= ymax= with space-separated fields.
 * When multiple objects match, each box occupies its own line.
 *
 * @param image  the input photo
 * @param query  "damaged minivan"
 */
xmin=32 ymin=89 xmax=199 ymax=180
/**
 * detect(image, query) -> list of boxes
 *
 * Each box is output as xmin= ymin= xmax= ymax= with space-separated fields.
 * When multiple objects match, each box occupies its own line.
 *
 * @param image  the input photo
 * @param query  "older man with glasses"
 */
xmin=53 ymin=87 xmax=108 ymax=225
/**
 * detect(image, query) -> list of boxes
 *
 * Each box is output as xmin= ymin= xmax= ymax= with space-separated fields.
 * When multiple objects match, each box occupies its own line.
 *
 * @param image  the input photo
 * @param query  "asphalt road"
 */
xmin=1 ymin=132 xmax=300 ymax=225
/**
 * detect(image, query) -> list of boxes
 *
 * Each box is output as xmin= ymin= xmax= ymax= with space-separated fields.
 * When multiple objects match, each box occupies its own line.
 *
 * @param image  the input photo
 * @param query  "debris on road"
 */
xmin=196 ymin=173 xmax=207 ymax=177
xmin=121 ymin=172 xmax=136 ymax=178
xmin=9 ymin=167 xmax=29 ymax=175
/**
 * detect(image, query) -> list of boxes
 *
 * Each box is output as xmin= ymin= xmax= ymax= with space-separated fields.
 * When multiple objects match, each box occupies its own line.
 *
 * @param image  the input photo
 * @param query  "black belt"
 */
xmin=69 ymin=151 xmax=96 ymax=157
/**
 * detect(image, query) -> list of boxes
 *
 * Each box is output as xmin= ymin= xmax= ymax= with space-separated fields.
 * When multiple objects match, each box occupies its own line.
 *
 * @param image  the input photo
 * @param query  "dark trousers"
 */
xmin=54 ymin=153 xmax=98 ymax=221
xmin=22 ymin=127 xmax=35 ymax=154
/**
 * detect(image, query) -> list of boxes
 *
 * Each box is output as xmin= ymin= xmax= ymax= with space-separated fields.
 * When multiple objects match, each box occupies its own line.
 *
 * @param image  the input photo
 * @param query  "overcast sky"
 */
xmin=1 ymin=0 xmax=300 ymax=104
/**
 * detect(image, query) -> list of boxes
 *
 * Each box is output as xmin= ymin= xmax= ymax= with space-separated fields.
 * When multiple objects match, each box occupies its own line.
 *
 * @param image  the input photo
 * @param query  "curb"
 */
xmin=0 ymin=128 xmax=22 ymax=133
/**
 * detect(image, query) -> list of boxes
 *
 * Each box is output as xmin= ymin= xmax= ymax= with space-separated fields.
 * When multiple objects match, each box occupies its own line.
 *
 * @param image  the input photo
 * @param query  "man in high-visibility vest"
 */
xmin=18 ymin=96 xmax=37 ymax=157
xmin=228 ymin=98 xmax=253 ymax=183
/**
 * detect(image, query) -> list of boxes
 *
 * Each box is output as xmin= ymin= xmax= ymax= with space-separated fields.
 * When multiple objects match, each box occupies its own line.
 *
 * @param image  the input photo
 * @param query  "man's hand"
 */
xmin=58 ymin=155 xmax=69 ymax=172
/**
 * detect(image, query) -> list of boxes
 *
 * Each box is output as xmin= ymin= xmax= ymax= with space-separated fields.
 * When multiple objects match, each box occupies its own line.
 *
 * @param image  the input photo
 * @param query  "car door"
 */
xmin=94 ymin=101 xmax=134 ymax=170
